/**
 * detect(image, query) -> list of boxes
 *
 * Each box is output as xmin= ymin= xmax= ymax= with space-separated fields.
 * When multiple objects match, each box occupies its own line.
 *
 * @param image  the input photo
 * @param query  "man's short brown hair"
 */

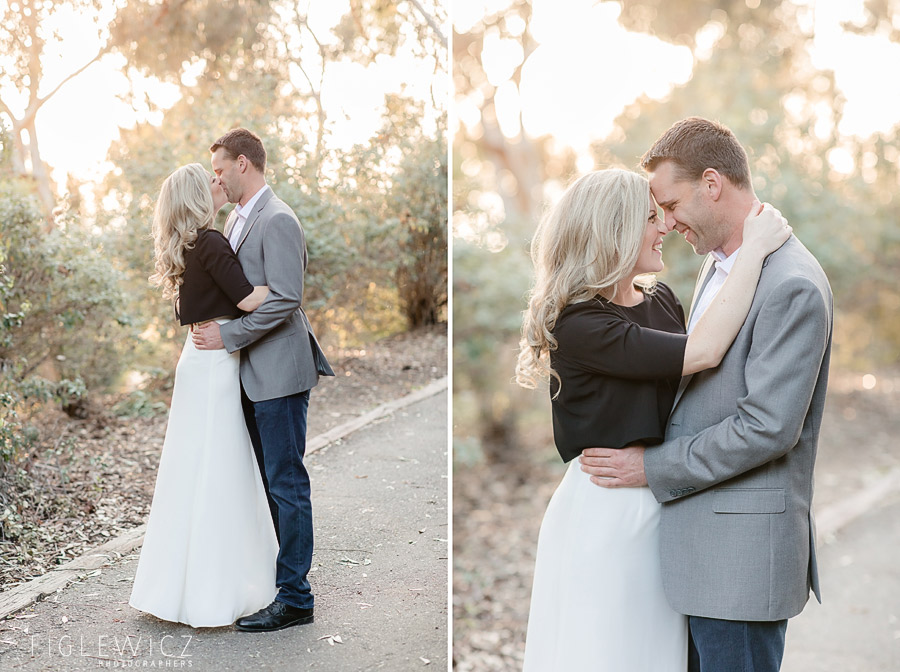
xmin=640 ymin=117 xmax=751 ymax=190
xmin=210 ymin=128 xmax=267 ymax=173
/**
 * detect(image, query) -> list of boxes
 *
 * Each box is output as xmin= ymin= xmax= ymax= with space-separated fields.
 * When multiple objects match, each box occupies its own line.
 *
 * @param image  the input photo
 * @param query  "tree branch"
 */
xmin=293 ymin=6 xmax=328 ymax=171
xmin=23 ymin=44 xmax=111 ymax=124
xmin=407 ymin=0 xmax=447 ymax=48
xmin=0 ymin=95 xmax=16 ymax=124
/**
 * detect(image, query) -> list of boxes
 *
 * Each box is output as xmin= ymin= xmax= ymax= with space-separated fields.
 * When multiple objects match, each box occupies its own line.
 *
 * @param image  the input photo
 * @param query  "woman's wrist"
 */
xmin=738 ymin=238 xmax=770 ymax=262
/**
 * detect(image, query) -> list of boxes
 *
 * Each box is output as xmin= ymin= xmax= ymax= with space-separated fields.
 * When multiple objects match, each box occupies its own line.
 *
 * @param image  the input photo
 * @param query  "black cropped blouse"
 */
xmin=176 ymin=229 xmax=254 ymax=325
xmin=549 ymin=283 xmax=689 ymax=462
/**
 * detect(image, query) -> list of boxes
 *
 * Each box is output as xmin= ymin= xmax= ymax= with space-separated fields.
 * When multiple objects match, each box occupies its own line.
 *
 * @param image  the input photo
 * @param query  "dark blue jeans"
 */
xmin=688 ymin=615 xmax=787 ymax=672
xmin=242 ymin=386 xmax=314 ymax=610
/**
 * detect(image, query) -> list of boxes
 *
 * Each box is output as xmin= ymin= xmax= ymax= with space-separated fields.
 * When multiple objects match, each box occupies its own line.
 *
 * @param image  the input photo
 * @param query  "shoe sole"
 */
xmin=235 ymin=615 xmax=314 ymax=632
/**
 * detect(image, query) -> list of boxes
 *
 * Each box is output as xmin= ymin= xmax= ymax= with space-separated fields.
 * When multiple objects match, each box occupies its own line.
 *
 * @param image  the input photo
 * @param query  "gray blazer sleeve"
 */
xmin=645 ymin=275 xmax=831 ymax=502
xmin=220 ymin=214 xmax=305 ymax=352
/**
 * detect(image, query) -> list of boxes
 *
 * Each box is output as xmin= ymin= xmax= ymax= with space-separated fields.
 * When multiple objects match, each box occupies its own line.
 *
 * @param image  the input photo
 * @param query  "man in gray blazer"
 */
xmin=193 ymin=128 xmax=334 ymax=632
xmin=580 ymin=117 xmax=833 ymax=671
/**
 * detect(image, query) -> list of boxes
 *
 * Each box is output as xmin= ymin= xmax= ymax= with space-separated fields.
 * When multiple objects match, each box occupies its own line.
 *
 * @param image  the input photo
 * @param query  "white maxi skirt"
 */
xmin=522 ymin=459 xmax=688 ymax=671
xmin=130 ymin=323 xmax=278 ymax=627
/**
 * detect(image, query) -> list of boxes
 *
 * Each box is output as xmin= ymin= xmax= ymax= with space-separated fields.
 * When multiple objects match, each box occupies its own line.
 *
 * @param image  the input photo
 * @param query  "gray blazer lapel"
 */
xmin=224 ymin=210 xmax=237 ymax=239
xmin=235 ymin=188 xmax=275 ymax=253
xmin=685 ymin=254 xmax=717 ymax=328
xmin=671 ymin=255 xmax=718 ymax=412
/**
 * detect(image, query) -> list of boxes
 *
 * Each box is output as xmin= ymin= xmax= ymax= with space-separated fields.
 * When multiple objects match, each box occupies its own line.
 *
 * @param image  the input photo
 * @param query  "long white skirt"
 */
xmin=129 ymin=324 xmax=278 ymax=627
xmin=522 ymin=459 xmax=688 ymax=671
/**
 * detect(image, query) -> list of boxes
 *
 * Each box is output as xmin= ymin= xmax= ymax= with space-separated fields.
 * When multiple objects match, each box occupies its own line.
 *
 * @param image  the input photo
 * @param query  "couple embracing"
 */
xmin=517 ymin=117 xmax=833 ymax=671
xmin=129 ymin=128 xmax=334 ymax=632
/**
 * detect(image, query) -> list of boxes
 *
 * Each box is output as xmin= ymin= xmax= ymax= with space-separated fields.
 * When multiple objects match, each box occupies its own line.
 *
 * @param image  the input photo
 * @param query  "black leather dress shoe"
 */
xmin=235 ymin=600 xmax=314 ymax=632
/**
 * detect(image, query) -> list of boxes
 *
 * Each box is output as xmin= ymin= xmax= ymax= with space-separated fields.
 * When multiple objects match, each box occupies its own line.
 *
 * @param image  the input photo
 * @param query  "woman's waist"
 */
xmin=197 ymin=316 xmax=237 ymax=326
xmin=560 ymin=458 xmax=655 ymax=496
xmin=554 ymin=432 xmax=663 ymax=464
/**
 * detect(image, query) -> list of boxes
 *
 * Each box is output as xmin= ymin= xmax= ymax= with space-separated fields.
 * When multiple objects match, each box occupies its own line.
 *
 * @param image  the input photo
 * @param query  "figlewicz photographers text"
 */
xmin=30 ymin=632 xmax=193 ymax=667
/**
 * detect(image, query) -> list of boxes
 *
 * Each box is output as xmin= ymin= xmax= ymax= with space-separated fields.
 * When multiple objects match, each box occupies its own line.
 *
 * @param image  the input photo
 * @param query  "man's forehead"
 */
xmin=648 ymin=165 xmax=688 ymax=199
xmin=211 ymin=148 xmax=230 ymax=163
xmin=647 ymin=172 xmax=674 ymax=198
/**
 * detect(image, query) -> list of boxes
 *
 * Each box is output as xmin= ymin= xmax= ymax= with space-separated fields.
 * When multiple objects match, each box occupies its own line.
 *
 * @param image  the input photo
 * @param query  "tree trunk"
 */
xmin=9 ymin=120 xmax=27 ymax=175
xmin=25 ymin=120 xmax=56 ymax=225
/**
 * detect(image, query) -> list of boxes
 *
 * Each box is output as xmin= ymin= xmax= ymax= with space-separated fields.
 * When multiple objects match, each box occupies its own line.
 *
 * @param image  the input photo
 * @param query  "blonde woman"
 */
xmin=515 ymin=169 xmax=791 ymax=671
xmin=130 ymin=163 xmax=278 ymax=627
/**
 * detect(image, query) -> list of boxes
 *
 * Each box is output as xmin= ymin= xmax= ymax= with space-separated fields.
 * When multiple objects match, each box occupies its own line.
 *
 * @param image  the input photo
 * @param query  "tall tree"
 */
xmin=0 ymin=0 xmax=278 ymax=219
xmin=0 ymin=0 xmax=115 ymax=218
xmin=452 ymin=0 xmax=578 ymax=459
xmin=100 ymin=0 xmax=447 ymax=351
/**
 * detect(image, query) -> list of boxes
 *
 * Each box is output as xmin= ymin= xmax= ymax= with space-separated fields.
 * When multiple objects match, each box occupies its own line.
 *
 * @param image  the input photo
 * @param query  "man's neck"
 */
xmin=239 ymin=179 xmax=267 ymax=207
xmin=718 ymin=191 xmax=757 ymax=256
xmin=719 ymin=227 xmax=743 ymax=257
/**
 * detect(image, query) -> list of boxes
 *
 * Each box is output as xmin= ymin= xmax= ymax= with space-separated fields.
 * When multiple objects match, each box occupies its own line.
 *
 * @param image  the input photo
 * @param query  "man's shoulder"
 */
xmin=259 ymin=191 xmax=300 ymax=223
xmin=762 ymin=236 xmax=831 ymax=294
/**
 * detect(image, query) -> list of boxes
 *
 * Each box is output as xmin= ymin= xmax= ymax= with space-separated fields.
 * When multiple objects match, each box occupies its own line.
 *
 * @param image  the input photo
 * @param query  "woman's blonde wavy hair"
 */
xmin=515 ymin=169 xmax=656 ymax=394
xmin=149 ymin=163 xmax=216 ymax=300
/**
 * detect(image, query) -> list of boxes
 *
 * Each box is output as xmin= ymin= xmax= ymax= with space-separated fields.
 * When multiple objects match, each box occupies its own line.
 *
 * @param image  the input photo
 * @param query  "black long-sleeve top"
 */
xmin=549 ymin=283 xmax=689 ymax=463
xmin=176 ymin=229 xmax=254 ymax=325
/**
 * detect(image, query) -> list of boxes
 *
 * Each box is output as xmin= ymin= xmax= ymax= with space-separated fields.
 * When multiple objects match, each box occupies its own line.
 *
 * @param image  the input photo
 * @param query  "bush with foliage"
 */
xmin=0 ymin=179 xmax=131 ymax=463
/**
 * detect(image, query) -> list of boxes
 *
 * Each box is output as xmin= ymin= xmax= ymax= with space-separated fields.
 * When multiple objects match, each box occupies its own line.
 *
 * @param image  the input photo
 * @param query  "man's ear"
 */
xmin=701 ymin=168 xmax=723 ymax=201
xmin=237 ymin=155 xmax=248 ymax=174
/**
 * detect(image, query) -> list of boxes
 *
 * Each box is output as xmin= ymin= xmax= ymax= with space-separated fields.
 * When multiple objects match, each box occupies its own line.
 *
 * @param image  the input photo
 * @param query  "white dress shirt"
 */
xmin=687 ymin=246 xmax=741 ymax=334
xmin=228 ymin=185 xmax=269 ymax=251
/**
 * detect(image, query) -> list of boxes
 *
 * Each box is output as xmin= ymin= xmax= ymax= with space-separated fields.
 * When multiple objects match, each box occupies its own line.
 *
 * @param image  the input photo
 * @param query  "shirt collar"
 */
xmin=234 ymin=184 xmax=269 ymax=220
xmin=711 ymin=245 xmax=741 ymax=274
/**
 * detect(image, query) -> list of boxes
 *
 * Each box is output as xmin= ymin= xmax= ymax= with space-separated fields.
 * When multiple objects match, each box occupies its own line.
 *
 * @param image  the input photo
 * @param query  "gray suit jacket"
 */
xmin=219 ymin=187 xmax=334 ymax=402
xmin=643 ymin=236 xmax=833 ymax=622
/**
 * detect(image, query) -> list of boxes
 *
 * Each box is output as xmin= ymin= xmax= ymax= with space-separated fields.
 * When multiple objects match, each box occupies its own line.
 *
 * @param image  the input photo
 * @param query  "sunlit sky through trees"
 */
xmin=454 ymin=0 xmax=900 ymax=175
xmin=2 ymin=0 xmax=446 ymax=194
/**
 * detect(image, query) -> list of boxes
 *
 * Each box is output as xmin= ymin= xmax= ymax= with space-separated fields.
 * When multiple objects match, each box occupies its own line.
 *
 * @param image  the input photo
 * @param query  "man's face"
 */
xmin=210 ymin=147 xmax=242 ymax=205
xmin=648 ymin=160 xmax=727 ymax=256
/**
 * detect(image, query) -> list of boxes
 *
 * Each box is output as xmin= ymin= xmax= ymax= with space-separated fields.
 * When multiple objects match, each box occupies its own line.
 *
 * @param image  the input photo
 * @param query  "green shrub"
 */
xmin=0 ymin=179 xmax=131 ymax=461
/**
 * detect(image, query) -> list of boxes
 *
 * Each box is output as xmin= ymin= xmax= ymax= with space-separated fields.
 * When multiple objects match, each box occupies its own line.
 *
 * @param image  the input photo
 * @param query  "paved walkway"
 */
xmin=783 ymin=491 xmax=900 ymax=672
xmin=0 ymin=389 xmax=448 ymax=671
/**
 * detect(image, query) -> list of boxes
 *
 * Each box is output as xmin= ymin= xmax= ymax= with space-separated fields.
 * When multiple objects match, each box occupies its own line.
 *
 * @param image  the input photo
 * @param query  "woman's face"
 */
xmin=632 ymin=192 xmax=670 ymax=275
xmin=209 ymin=172 xmax=228 ymax=212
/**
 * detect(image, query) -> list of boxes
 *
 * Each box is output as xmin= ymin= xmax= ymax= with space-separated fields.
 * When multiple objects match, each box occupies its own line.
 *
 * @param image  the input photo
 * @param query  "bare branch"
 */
xmin=24 ymin=44 xmax=111 ymax=123
xmin=0 ymin=96 xmax=17 ymax=124
xmin=292 ymin=4 xmax=328 ymax=169
xmin=408 ymin=0 xmax=447 ymax=48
